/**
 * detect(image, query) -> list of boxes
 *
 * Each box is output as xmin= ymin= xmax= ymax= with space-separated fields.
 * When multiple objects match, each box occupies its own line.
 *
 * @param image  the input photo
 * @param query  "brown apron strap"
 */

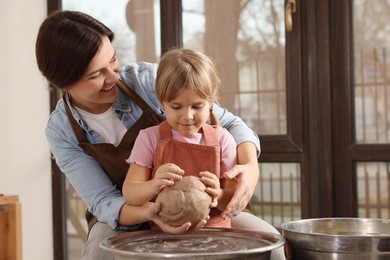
xmin=63 ymin=95 xmax=89 ymax=143
xmin=63 ymin=80 xmax=162 ymax=234
xmin=201 ymin=124 xmax=220 ymax=146
xmin=116 ymin=80 xmax=158 ymax=119
xmin=159 ymin=121 xmax=172 ymax=141
xmin=115 ymin=79 xmax=162 ymax=151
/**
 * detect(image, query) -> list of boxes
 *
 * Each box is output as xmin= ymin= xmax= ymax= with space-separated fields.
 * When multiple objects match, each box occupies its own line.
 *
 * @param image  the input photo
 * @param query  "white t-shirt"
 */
xmin=75 ymin=106 xmax=127 ymax=146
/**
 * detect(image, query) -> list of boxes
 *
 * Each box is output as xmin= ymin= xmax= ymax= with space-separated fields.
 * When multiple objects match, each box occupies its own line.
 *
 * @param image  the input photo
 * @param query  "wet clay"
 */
xmin=155 ymin=176 xmax=212 ymax=227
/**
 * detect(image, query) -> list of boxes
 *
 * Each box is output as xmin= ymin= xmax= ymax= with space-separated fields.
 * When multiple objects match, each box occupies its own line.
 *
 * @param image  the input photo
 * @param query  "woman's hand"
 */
xmin=199 ymin=171 xmax=220 ymax=208
xmin=151 ymin=163 xmax=184 ymax=194
xmin=150 ymin=202 xmax=209 ymax=234
xmin=221 ymin=142 xmax=259 ymax=218
xmin=222 ymin=163 xmax=259 ymax=218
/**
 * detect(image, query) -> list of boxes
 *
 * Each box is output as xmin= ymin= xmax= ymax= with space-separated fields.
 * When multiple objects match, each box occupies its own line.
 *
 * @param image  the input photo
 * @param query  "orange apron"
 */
xmin=152 ymin=121 xmax=231 ymax=228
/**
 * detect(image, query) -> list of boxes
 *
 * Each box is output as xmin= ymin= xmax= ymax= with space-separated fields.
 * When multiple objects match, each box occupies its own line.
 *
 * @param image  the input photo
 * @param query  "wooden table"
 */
xmin=0 ymin=195 xmax=22 ymax=260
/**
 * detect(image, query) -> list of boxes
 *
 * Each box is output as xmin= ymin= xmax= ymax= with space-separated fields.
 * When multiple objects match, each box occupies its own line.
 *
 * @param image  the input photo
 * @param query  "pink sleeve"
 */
xmin=216 ymin=127 xmax=238 ymax=174
xmin=126 ymin=126 xmax=160 ymax=169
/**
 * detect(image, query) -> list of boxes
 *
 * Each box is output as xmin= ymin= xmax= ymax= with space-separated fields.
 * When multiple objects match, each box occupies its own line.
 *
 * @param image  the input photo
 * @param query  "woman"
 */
xmin=36 ymin=10 xmax=282 ymax=260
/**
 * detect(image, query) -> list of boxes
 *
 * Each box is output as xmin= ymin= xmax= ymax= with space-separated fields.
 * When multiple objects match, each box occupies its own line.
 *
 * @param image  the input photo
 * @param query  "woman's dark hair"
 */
xmin=35 ymin=10 xmax=114 ymax=89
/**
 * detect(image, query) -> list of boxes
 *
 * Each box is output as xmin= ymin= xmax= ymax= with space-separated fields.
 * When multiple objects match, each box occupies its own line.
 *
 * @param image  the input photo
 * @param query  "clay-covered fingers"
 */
xmin=153 ymin=163 xmax=184 ymax=186
xmin=188 ymin=215 xmax=210 ymax=233
xmin=149 ymin=202 xmax=191 ymax=234
xmin=221 ymin=185 xmax=250 ymax=218
xmin=199 ymin=171 xmax=220 ymax=208
xmin=152 ymin=218 xmax=192 ymax=234
xmin=222 ymin=163 xmax=258 ymax=218
xmin=223 ymin=164 xmax=243 ymax=180
xmin=143 ymin=201 xmax=161 ymax=219
xmin=199 ymin=171 xmax=219 ymax=189
xmin=209 ymin=197 xmax=218 ymax=208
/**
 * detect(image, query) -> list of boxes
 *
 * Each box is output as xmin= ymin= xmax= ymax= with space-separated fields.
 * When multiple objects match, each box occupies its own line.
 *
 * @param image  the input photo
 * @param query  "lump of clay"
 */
xmin=155 ymin=175 xmax=212 ymax=227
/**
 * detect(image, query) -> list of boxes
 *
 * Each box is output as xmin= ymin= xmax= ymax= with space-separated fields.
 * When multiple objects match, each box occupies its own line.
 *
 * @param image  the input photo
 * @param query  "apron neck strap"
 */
xmin=63 ymin=96 xmax=89 ymax=143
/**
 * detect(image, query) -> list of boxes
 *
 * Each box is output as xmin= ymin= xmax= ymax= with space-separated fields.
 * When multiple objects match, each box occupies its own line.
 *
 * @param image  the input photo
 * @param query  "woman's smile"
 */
xmin=101 ymin=83 xmax=115 ymax=92
xmin=100 ymin=83 xmax=117 ymax=96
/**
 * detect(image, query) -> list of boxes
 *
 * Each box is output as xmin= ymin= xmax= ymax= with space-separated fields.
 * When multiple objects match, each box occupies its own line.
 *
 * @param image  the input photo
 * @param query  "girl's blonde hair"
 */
xmin=156 ymin=48 xmax=220 ymax=125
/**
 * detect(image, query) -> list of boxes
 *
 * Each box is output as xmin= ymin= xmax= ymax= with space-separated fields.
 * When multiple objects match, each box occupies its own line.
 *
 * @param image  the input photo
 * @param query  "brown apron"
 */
xmin=64 ymin=80 xmax=162 ymax=232
xmin=152 ymin=121 xmax=230 ymax=228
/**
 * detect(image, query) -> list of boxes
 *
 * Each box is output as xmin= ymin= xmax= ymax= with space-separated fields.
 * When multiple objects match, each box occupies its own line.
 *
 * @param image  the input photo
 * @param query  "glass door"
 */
xmin=352 ymin=0 xmax=390 ymax=219
xmin=57 ymin=0 xmax=161 ymax=258
xmin=180 ymin=0 xmax=302 ymax=228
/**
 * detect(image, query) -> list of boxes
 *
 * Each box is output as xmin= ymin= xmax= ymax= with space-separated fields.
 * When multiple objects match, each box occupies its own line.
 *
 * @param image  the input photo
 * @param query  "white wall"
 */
xmin=0 ymin=1 xmax=53 ymax=260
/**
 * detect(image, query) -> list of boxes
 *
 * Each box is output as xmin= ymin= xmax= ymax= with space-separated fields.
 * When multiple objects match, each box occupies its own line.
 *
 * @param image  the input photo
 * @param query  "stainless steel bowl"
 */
xmin=281 ymin=218 xmax=390 ymax=260
xmin=100 ymin=228 xmax=285 ymax=260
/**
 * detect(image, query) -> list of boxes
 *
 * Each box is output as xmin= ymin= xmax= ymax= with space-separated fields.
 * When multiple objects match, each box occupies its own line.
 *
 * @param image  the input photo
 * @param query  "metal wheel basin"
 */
xmin=100 ymin=228 xmax=285 ymax=260
xmin=281 ymin=218 xmax=390 ymax=260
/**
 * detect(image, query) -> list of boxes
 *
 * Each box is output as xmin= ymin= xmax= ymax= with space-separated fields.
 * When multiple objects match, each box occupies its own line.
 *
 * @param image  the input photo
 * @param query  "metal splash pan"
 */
xmin=100 ymin=228 xmax=285 ymax=260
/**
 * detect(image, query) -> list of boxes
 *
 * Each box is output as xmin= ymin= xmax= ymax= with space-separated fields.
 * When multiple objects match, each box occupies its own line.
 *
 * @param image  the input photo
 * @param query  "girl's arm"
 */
xmin=123 ymin=126 xmax=164 ymax=206
xmin=123 ymin=163 xmax=185 ymax=206
xmin=122 ymin=164 xmax=156 ymax=206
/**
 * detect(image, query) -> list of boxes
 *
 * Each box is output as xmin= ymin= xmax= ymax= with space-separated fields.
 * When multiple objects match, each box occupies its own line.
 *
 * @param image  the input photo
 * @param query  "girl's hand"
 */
xmin=151 ymin=163 xmax=184 ymax=194
xmin=199 ymin=171 xmax=220 ymax=208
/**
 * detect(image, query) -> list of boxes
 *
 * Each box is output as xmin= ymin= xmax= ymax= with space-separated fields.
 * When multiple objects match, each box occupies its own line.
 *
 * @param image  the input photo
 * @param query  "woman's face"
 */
xmin=162 ymin=88 xmax=212 ymax=137
xmin=66 ymin=36 xmax=120 ymax=114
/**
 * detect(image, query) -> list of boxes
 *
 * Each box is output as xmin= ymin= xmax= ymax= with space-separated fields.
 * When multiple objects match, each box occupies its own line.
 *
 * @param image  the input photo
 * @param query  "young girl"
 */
xmin=122 ymin=48 xmax=237 ymax=229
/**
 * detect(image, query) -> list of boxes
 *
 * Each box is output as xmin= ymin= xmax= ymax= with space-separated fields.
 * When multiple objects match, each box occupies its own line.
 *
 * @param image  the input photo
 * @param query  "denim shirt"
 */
xmin=45 ymin=61 xmax=261 ymax=230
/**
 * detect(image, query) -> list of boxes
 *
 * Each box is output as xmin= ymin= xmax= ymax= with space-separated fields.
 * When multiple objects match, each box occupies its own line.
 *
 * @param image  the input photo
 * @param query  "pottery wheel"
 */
xmin=134 ymin=237 xmax=243 ymax=253
xmin=100 ymin=228 xmax=285 ymax=259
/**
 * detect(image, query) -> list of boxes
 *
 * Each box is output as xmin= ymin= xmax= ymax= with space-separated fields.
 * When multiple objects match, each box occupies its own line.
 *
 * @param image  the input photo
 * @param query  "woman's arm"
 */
xmin=212 ymin=103 xmax=261 ymax=156
xmin=222 ymin=142 xmax=259 ymax=218
xmin=46 ymin=123 xmax=128 ymax=230
xmin=118 ymin=202 xmax=157 ymax=226
xmin=213 ymin=109 xmax=260 ymax=218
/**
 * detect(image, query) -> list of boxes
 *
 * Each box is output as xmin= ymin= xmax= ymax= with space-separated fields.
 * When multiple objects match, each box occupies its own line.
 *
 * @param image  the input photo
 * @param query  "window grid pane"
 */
xmin=183 ymin=0 xmax=287 ymax=135
xmin=253 ymin=163 xmax=302 ymax=228
xmin=357 ymin=162 xmax=390 ymax=219
xmin=353 ymin=1 xmax=390 ymax=144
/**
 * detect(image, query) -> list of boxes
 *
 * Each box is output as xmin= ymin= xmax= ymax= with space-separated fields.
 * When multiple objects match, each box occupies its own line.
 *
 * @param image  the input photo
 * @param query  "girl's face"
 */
xmin=66 ymin=36 xmax=120 ymax=114
xmin=162 ymin=88 xmax=212 ymax=137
